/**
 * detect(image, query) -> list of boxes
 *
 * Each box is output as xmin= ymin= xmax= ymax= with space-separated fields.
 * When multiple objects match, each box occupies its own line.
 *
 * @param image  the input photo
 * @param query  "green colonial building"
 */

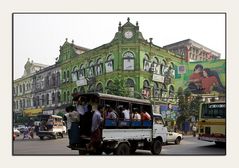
xmin=57 ymin=18 xmax=185 ymax=107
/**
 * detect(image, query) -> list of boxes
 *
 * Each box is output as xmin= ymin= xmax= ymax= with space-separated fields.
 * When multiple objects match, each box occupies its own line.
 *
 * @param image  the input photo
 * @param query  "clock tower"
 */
xmin=111 ymin=17 xmax=146 ymax=43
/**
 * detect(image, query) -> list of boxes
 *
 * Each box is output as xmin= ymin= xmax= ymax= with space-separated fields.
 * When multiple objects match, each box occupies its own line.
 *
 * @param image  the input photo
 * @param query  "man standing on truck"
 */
xmin=86 ymin=105 xmax=104 ymax=152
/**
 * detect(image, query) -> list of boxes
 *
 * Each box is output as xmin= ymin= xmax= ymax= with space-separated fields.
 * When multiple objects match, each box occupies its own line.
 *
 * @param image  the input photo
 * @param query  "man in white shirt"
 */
xmin=122 ymin=106 xmax=130 ymax=120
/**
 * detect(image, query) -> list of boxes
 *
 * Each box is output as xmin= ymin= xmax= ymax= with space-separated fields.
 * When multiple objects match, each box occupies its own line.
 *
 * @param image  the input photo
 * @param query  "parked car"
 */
xmin=16 ymin=125 xmax=27 ymax=133
xmin=13 ymin=128 xmax=20 ymax=137
xmin=166 ymin=128 xmax=183 ymax=145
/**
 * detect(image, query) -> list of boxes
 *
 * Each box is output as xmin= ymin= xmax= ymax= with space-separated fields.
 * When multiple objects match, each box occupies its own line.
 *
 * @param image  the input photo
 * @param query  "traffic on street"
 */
xmin=13 ymin=133 xmax=225 ymax=155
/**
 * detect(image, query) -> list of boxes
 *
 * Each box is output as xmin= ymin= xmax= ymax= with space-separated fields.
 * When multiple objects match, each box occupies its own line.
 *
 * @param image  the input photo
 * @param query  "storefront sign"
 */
xmin=43 ymin=110 xmax=54 ymax=115
xmin=76 ymin=77 xmax=87 ymax=86
xmin=24 ymin=108 xmax=42 ymax=117
xmin=152 ymin=74 xmax=164 ymax=83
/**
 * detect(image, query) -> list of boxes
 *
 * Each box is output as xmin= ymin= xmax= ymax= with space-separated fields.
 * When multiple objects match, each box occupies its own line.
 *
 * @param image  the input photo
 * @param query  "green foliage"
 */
xmin=15 ymin=116 xmax=29 ymax=124
xmin=176 ymin=88 xmax=202 ymax=128
xmin=105 ymin=78 xmax=131 ymax=97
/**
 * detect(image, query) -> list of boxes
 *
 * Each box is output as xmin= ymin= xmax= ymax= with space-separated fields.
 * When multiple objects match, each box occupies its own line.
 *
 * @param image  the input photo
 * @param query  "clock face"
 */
xmin=124 ymin=31 xmax=133 ymax=39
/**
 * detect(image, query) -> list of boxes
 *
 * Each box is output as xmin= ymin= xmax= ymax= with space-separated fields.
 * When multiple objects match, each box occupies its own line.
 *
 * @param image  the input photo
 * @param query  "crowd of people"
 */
xmin=64 ymin=95 xmax=152 ymax=151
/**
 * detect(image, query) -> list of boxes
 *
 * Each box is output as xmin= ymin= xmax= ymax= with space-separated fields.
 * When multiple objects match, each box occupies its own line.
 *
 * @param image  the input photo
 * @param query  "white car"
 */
xmin=13 ymin=128 xmax=20 ymax=137
xmin=166 ymin=129 xmax=183 ymax=145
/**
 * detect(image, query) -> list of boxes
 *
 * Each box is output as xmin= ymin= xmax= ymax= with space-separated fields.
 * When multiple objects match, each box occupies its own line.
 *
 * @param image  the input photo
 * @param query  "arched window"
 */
xmin=153 ymin=82 xmax=159 ymax=98
xmin=20 ymin=100 xmax=22 ymax=108
xmin=143 ymin=80 xmax=150 ymax=98
xmin=88 ymin=84 xmax=95 ymax=93
xmin=72 ymin=66 xmax=78 ymax=81
xmin=63 ymin=71 xmax=66 ymax=82
xmin=23 ymin=84 xmax=25 ymax=93
xmin=73 ymin=88 xmax=78 ymax=94
xmin=95 ymin=58 xmax=103 ymax=76
xmin=56 ymin=72 xmax=60 ymax=86
xmin=161 ymin=60 xmax=167 ymax=75
xmin=169 ymin=85 xmax=175 ymax=98
xmin=143 ymin=54 xmax=151 ymax=71
xmin=41 ymin=95 xmax=44 ymax=106
xmin=159 ymin=84 xmax=167 ymax=101
xmin=52 ymin=92 xmax=55 ymax=104
xmin=78 ymin=86 xmax=85 ymax=94
xmin=106 ymin=80 xmax=114 ymax=94
xmin=23 ymin=99 xmax=25 ymax=108
xmin=126 ymin=78 xmax=135 ymax=97
xmin=123 ymin=51 xmax=134 ymax=70
xmin=96 ymin=83 xmax=103 ymax=93
xmin=66 ymin=70 xmax=70 ymax=81
xmin=105 ymin=54 xmax=114 ymax=73
xmin=78 ymin=64 xmax=85 ymax=77
xmin=36 ymin=96 xmax=39 ymax=106
xmin=169 ymin=62 xmax=175 ymax=78
xmin=87 ymin=61 xmax=94 ymax=77
xmin=67 ymin=91 xmax=70 ymax=102
xmin=57 ymin=91 xmax=61 ymax=103
xmin=151 ymin=57 xmax=160 ymax=74
xmin=46 ymin=94 xmax=49 ymax=105
xmin=63 ymin=92 xmax=66 ymax=102
xmin=51 ymin=73 xmax=56 ymax=86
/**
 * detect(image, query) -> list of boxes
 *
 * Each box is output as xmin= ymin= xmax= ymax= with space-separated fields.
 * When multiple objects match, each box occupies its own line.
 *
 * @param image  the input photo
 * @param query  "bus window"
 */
xmin=201 ymin=103 xmax=226 ymax=119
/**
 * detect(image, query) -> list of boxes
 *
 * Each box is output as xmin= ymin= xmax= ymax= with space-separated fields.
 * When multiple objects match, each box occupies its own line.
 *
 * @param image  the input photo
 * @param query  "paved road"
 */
xmin=13 ymin=134 xmax=225 ymax=155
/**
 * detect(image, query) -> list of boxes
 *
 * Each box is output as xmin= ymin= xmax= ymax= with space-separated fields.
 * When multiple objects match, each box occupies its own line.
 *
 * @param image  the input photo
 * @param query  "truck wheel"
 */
xmin=104 ymin=149 xmax=113 ymax=155
xmin=60 ymin=133 xmax=64 ymax=138
xmin=39 ymin=136 xmax=44 ymax=140
xmin=114 ymin=143 xmax=130 ymax=155
xmin=175 ymin=137 xmax=181 ymax=145
xmin=151 ymin=140 xmax=162 ymax=155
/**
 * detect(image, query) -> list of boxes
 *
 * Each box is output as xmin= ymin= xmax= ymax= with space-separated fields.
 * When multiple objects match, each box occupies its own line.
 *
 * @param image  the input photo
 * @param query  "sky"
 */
xmin=13 ymin=13 xmax=225 ymax=79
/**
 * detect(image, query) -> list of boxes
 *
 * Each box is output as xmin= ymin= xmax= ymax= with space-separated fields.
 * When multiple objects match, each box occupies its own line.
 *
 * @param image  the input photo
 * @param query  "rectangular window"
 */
xmin=105 ymin=61 xmax=113 ymax=73
xmin=124 ymin=59 xmax=134 ymax=70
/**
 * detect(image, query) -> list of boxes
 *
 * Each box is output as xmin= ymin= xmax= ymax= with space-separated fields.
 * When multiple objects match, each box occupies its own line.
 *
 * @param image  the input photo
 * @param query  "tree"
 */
xmin=105 ymin=78 xmax=131 ymax=97
xmin=176 ymin=87 xmax=203 ymax=129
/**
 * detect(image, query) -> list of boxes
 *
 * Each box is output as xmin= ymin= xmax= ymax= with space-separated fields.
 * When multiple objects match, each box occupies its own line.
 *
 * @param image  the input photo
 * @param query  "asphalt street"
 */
xmin=13 ymin=134 xmax=225 ymax=155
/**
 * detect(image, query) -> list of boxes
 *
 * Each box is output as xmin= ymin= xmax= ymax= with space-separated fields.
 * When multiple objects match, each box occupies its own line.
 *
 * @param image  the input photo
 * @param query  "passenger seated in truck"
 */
xmin=122 ymin=105 xmax=130 ymax=120
xmin=131 ymin=108 xmax=141 ymax=121
xmin=105 ymin=105 xmax=118 ymax=119
xmin=140 ymin=111 xmax=151 ymax=121
xmin=116 ymin=105 xmax=125 ymax=119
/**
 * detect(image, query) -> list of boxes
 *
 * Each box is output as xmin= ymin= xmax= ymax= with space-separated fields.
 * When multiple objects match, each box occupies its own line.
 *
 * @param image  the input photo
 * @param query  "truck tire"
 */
xmin=114 ymin=143 xmax=130 ymax=155
xmin=104 ymin=148 xmax=113 ymax=155
xmin=151 ymin=140 xmax=162 ymax=155
xmin=39 ymin=136 xmax=44 ymax=140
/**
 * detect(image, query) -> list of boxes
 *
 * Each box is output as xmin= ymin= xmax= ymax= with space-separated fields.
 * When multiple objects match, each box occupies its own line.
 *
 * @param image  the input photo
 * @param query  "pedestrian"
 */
xmin=65 ymin=106 xmax=73 ymax=148
xmin=23 ymin=127 xmax=30 ymax=139
xmin=86 ymin=104 xmax=104 ymax=152
xmin=68 ymin=105 xmax=81 ymax=149
xmin=29 ymin=127 xmax=34 ymax=139
xmin=192 ymin=124 xmax=197 ymax=137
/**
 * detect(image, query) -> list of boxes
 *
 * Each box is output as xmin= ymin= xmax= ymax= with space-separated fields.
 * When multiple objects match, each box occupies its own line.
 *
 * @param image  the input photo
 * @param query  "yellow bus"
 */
xmin=198 ymin=101 xmax=226 ymax=146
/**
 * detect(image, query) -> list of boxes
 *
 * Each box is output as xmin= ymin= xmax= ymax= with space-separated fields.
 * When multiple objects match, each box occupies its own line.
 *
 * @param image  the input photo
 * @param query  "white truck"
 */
xmin=70 ymin=93 xmax=168 ymax=155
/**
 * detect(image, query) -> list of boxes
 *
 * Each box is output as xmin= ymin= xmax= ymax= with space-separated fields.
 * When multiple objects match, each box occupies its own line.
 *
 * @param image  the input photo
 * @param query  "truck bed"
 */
xmin=102 ymin=128 xmax=152 ymax=141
